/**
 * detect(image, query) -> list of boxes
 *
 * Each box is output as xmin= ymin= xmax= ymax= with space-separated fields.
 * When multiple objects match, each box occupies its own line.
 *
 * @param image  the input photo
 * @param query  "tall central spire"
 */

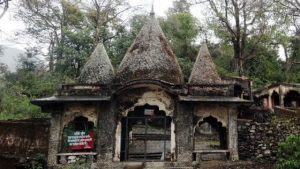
xmin=150 ymin=0 xmax=155 ymax=16
xmin=116 ymin=8 xmax=183 ymax=84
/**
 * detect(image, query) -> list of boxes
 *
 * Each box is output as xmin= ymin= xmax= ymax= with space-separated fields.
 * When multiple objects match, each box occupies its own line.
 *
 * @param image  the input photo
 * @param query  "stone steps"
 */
xmin=166 ymin=167 xmax=193 ymax=169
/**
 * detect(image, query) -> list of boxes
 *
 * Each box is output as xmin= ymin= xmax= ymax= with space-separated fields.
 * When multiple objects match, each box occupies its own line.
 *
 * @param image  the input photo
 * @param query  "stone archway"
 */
xmin=194 ymin=116 xmax=227 ymax=151
xmin=114 ymin=84 xmax=176 ymax=162
xmin=114 ymin=104 xmax=176 ymax=162
xmin=284 ymin=90 xmax=300 ymax=108
xmin=119 ymin=104 xmax=172 ymax=161
xmin=271 ymin=91 xmax=280 ymax=107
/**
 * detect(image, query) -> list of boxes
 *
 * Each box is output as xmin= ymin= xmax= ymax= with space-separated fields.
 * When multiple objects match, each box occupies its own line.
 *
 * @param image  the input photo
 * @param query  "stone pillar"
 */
xmin=47 ymin=112 xmax=63 ymax=167
xmin=228 ymin=107 xmax=239 ymax=161
xmin=175 ymin=102 xmax=193 ymax=163
xmin=279 ymin=86 xmax=285 ymax=107
xmin=96 ymin=102 xmax=115 ymax=168
xmin=268 ymin=94 xmax=272 ymax=109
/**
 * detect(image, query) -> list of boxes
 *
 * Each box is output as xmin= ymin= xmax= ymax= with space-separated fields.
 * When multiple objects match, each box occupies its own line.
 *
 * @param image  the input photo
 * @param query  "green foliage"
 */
xmin=209 ymin=43 xmax=234 ymax=76
xmin=277 ymin=134 xmax=300 ymax=169
xmin=287 ymin=34 xmax=300 ymax=82
xmin=0 ymin=92 xmax=42 ymax=120
xmin=62 ymin=160 xmax=91 ymax=169
xmin=0 ymin=70 xmax=66 ymax=120
xmin=244 ymin=42 xmax=284 ymax=88
xmin=160 ymin=12 xmax=199 ymax=80
xmin=55 ymin=27 xmax=94 ymax=78
xmin=21 ymin=153 xmax=47 ymax=169
xmin=168 ymin=0 xmax=190 ymax=14
xmin=177 ymin=57 xmax=194 ymax=81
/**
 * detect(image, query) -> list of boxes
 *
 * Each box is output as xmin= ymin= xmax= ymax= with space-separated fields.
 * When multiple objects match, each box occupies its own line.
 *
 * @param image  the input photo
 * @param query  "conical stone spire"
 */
xmin=188 ymin=44 xmax=222 ymax=84
xmin=116 ymin=13 xmax=183 ymax=84
xmin=79 ymin=43 xmax=114 ymax=84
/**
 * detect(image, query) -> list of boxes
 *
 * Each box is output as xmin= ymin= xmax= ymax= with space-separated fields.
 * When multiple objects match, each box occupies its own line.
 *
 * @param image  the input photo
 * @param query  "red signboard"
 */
xmin=66 ymin=130 xmax=95 ymax=150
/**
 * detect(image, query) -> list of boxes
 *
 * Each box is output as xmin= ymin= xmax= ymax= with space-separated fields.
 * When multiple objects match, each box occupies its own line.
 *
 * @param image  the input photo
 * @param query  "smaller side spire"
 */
xmin=79 ymin=43 xmax=114 ymax=84
xmin=188 ymin=44 xmax=221 ymax=84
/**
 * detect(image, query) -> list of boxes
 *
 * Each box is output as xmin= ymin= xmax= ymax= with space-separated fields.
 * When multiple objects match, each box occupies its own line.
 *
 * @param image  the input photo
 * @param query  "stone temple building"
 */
xmin=254 ymin=83 xmax=300 ymax=110
xmin=32 ymin=11 xmax=252 ymax=169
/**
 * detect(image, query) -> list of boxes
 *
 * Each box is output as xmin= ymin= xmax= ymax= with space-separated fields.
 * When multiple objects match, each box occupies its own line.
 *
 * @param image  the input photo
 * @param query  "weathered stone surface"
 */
xmin=79 ymin=43 xmax=114 ymax=84
xmin=188 ymin=44 xmax=222 ymax=84
xmin=116 ymin=15 xmax=183 ymax=84
xmin=0 ymin=119 xmax=50 ymax=169
xmin=0 ymin=119 xmax=49 ymax=157
xmin=238 ymin=118 xmax=300 ymax=161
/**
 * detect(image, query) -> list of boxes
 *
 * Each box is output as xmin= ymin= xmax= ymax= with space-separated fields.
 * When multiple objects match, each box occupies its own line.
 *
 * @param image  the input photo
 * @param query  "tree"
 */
xmin=191 ymin=0 xmax=274 ymax=76
xmin=17 ymin=0 xmax=86 ymax=73
xmin=160 ymin=1 xmax=200 ymax=80
xmin=17 ymin=0 xmax=131 ymax=78
xmin=168 ymin=0 xmax=191 ymax=14
xmin=275 ymin=0 xmax=300 ymax=32
xmin=273 ymin=0 xmax=300 ymax=82
xmin=243 ymin=36 xmax=284 ymax=88
xmin=97 ymin=14 xmax=147 ymax=67
xmin=0 ymin=0 xmax=10 ymax=19
xmin=88 ymin=0 xmax=131 ymax=44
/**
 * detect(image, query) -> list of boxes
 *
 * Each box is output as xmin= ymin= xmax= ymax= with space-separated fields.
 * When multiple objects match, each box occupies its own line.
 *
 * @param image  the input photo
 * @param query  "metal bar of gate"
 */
xmin=125 ymin=117 xmax=128 ymax=161
xmin=144 ymin=117 xmax=148 ymax=161
xmin=164 ymin=117 xmax=166 ymax=160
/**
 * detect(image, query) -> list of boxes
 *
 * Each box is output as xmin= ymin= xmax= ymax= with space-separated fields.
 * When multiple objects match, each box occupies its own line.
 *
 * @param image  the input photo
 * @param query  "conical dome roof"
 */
xmin=116 ymin=14 xmax=183 ymax=84
xmin=79 ymin=43 xmax=114 ymax=84
xmin=188 ymin=44 xmax=222 ymax=84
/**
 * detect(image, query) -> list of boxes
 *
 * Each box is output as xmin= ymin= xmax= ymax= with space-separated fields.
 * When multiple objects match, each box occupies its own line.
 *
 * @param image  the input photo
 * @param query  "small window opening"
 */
xmin=234 ymin=84 xmax=243 ymax=98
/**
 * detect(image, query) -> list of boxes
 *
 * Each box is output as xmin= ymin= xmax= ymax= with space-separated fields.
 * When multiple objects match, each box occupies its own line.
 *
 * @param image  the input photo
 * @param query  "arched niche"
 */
xmin=63 ymin=103 xmax=98 ymax=128
xmin=194 ymin=116 xmax=227 ymax=150
xmin=61 ymin=116 xmax=96 ymax=152
xmin=115 ymin=83 xmax=175 ymax=117
xmin=193 ymin=104 xmax=228 ymax=128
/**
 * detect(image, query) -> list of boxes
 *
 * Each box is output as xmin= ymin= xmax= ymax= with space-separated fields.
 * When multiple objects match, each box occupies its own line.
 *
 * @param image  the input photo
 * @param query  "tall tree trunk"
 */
xmin=232 ymin=39 xmax=243 ymax=76
xmin=48 ymin=38 xmax=54 ymax=71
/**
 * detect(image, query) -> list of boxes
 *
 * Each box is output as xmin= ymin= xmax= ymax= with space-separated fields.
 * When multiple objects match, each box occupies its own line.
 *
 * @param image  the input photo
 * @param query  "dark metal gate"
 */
xmin=120 ymin=115 xmax=171 ymax=161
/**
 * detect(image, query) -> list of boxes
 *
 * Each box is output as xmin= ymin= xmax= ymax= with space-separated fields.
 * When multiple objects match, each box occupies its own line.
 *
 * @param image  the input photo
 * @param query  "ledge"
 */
xmin=193 ymin=150 xmax=229 ymax=153
xmin=56 ymin=152 xmax=97 ymax=156
xmin=179 ymin=96 xmax=252 ymax=104
xmin=31 ymin=96 xmax=111 ymax=105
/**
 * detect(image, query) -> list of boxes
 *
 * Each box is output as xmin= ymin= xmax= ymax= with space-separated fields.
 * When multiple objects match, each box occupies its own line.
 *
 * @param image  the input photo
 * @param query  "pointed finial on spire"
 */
xmin=150 ymin=0 xmax=155 ymax=16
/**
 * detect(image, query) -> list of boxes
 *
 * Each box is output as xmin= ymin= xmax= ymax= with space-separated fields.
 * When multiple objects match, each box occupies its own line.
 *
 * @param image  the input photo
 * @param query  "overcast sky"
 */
xmin=0 ymin=0 xmax=285 ymax=60
xmin=0 ymin=0 xmax=179 ymax=51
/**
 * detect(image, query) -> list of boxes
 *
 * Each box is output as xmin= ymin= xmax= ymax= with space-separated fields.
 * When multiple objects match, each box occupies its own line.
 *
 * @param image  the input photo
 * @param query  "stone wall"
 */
xmin=0 ymin=119 xmax=50 ymax=169
xmin=0 ymin=119 xmax=49 ymax=158
xmin=238 ymin=118 xmax=300 ymax=161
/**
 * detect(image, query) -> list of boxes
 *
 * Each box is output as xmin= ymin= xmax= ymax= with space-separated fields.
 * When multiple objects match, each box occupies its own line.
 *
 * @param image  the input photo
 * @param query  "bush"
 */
xmin=277 ymin=134 xmax=300 ymax=169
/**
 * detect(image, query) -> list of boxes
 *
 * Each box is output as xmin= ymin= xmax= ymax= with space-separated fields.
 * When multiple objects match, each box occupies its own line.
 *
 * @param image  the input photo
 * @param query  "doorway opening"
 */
xmin=271 ymin=91 xmax=280 ymax=107
xmin=194 ymin=116 xmax=227 ymax=150
xmin=120 ymin=104 xmax=172 ymax=161
xmin=284 ymin=90 xmax=300 ymax=108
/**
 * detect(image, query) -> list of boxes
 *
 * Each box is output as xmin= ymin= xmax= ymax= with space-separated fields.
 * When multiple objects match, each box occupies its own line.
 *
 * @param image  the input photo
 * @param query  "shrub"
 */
xmin=277 ymin=134 xmax=300 ymax=169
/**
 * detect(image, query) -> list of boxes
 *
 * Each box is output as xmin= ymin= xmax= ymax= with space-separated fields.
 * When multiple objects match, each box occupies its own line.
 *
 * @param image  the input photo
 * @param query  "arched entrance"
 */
xmin=194 ymin=116 xmax=227 ymax=150
xmin=284 ymin=90 xmax=300 ymax=108
xmin=271 ymin=91 xmax=280 ymax=107
xmin=120 ymin=104 xmax=172 ymax=161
